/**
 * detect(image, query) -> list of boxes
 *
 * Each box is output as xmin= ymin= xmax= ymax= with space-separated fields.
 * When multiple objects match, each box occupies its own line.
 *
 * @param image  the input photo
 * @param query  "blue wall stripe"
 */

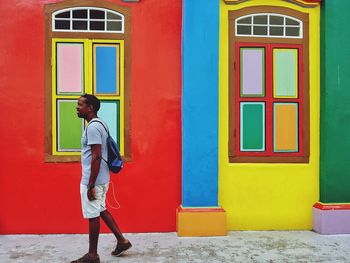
xmin=96 ymin=46 xmax=117 ymax=94
xmin=182 ymin=0 xmax=219 ymax=207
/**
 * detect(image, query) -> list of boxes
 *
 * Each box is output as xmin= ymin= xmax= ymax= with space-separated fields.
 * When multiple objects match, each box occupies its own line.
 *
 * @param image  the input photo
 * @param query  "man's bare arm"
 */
xmin=87 ymin=144 xmax=102 ymax=201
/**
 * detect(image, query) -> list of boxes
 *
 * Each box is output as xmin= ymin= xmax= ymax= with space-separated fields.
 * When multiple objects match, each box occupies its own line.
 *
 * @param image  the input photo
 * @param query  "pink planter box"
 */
xmin=313 ymin=202 xmax=350 ymax=235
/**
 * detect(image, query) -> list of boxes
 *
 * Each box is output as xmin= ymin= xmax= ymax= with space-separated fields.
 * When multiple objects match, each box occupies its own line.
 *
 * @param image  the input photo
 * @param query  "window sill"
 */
xmin=45 ymin=154 xmax=81 ymax=163
xmin=229 ymin=155 xmax=309 ymax=163
xmin=44 ymin=153 xmax=132 ymax=163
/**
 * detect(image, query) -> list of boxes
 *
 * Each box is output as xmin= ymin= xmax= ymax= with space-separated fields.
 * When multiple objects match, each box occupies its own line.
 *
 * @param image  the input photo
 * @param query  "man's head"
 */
xmin=76 ymin=94 xmax=100 ymax=119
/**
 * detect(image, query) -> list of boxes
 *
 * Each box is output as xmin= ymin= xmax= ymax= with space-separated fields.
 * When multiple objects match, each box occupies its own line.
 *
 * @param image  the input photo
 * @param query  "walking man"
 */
xmin=72 ymin=94 xmax=132 ymax=263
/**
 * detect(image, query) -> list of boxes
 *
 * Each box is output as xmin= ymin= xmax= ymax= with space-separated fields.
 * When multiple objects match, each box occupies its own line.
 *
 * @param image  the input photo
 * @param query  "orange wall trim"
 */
xmin=176 ymin=206 xmax=227 ymax=237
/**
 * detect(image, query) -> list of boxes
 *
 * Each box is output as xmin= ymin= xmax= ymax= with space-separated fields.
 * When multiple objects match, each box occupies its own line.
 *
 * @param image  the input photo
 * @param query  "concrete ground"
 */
xmin=1 ymin=231 xmax=350 ymax=263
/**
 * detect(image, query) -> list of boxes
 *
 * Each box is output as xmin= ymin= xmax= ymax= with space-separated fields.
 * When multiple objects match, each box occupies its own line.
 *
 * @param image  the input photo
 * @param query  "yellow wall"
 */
xmin=219 ymin=0 xmax=320 ymax=230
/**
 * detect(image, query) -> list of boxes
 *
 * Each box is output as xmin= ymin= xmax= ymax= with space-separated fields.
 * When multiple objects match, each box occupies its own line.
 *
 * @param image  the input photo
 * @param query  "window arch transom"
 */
xmin=236 ymin=13 xmax=302 ymax=38
xmin=52 ymin=7 xmax=124 ymax=33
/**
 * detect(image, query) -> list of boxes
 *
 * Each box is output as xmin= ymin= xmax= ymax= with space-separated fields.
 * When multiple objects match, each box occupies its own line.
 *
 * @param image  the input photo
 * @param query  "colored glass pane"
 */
xmin=240 ymin=48 xmax=265 ymax=97
xmin=94 ymin=45 xmax=119 ymax=95
xmin=240 ymin=102 xmax=265 ymax=151
xmin=57 ymin=43 xmax=83 ymax=94
xmin=98 ymin=101 xmax=120 ymax=147
xmin=57 ymin=100 xmax=83 ymax=151
xmin=274 ymin=103 xmax=298 ymax=152
xmin=274 ymin=48 xmax=298 ymax=98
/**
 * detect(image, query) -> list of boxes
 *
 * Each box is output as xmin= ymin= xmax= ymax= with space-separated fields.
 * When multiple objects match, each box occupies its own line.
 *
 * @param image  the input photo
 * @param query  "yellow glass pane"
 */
xmin=274 ymin=103 xmax=298 ymax=152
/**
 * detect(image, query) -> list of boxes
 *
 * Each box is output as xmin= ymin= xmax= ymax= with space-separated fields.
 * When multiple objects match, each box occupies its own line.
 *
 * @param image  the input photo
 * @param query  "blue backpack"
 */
xmin=88 ymin=120 xmax=123 ymax=174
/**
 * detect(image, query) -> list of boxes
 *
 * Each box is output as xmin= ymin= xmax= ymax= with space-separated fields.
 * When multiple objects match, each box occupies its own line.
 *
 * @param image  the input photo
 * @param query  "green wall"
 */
xmin=320 ymin=0 xmax=350 ymax=202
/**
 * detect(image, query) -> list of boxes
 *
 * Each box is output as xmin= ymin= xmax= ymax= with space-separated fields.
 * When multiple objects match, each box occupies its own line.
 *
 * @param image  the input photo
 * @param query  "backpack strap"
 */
xmin=86 ymin=119 xmax=109 ymax=163
xmin=87 ymin=119 xmax=110 ymax=136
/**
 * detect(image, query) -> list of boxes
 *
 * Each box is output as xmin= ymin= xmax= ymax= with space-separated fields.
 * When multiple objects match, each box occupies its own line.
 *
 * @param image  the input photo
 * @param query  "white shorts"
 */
xmin=80 ymin=183 xmax=109 ymax=219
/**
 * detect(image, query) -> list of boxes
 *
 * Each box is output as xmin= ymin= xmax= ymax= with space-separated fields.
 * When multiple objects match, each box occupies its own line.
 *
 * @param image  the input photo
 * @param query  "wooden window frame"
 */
xmin=228 ymin=6 xmax=310 ymax=163
xmin=44 ymin=0 xmax=131 ymax=162
xmin=235 ymin=43 xmax=304 ymax=156
xmin=52 ymin=38 xmax=124 ymax=155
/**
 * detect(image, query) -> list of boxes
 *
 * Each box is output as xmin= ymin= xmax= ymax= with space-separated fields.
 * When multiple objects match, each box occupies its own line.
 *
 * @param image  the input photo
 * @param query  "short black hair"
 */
xmin=81 ymin=94 xmax=100 ymax=113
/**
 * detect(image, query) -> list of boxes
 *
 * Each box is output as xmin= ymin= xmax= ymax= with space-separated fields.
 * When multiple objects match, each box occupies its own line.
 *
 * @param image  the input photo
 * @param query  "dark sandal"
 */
xmin=111 ymin=240 xmax=132 ymax=257
xmin=70 ymin=253 xmax=100 ymax=263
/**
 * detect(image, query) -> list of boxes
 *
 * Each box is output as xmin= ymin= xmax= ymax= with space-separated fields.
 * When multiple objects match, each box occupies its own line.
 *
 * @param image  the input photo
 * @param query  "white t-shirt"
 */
xmin=81 ymin=118 xmax=110 ymax=185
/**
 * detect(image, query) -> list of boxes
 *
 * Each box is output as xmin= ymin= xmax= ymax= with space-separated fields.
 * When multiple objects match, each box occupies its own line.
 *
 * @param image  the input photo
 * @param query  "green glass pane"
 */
xmin=240 ymin=103 xmax=265 ymax=151
xmin=58 ymin=100 xmax=82 ymax=151
xmin=274 ymin=49 xmax=298 ymax=98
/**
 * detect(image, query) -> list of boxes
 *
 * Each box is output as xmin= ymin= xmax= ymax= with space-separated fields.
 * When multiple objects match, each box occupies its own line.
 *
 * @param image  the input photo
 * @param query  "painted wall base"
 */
xmin=313 ymin=202 xmax=350 ymax=234
xmin=176 ymin=206 xmax=227 ymax=237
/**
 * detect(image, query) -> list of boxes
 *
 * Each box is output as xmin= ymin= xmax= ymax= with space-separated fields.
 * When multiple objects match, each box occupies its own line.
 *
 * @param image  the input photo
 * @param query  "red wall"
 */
xmin=0 ymin=0 xmax=182 ymax=234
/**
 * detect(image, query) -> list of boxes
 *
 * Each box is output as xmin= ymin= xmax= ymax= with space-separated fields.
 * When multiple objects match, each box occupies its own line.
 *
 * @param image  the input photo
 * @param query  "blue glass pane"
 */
xmin=95 ymin=46 xmax=118 ymax=94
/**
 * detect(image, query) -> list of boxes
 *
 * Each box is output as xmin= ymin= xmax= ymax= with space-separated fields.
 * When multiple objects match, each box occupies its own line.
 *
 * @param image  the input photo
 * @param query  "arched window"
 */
xmin=228 ymin=7 xmax=310 ymax=163
xmin=44 ymin=1 xmax=131 ymax=162
xmin=236 ymin=13 xmax=302 ymax=38
xmin=52 ymin=7 xmax=124 ymax=33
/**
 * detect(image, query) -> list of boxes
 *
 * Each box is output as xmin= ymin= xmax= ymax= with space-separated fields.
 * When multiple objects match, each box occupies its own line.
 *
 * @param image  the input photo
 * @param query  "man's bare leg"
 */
xmin=100 ymin=210 xmax=128 ymax=243
xmin=88 ymin=217 xmax=100 ymax=258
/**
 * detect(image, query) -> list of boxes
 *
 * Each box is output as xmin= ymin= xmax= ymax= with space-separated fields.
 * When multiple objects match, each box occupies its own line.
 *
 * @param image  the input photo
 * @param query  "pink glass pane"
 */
xmin=57 ymin=43 xmax=83 ymax=94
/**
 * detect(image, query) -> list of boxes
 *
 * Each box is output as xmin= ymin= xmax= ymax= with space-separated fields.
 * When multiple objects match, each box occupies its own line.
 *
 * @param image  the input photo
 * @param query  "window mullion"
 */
xmin=85 ymin=40 xmax=93 ymax=94
xmin=70 ymin=10 xmax=72 ymax=30
xmin=267 ymin=14 xmax=270 ymax=37
xmin=88 ymin=8 xmax=90 ymax=31
xmin=104 ymin=10 xmax=107 ymax=31
xmin=265 ymin=44 xmax=274 ymax=155
xmin=52 ymin=39 xmax=58 ymax=156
